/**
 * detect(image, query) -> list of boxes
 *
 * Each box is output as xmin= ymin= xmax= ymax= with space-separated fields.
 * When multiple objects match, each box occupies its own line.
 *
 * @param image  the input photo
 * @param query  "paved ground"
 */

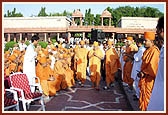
xmin=26 ymin=76 xmax=133 ymax=111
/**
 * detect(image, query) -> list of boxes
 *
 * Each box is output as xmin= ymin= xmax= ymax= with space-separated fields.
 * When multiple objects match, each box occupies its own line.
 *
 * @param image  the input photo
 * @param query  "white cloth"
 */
xmin=50 ymin=55 xmax=55 ymax=70
xmin=131 ymin=46 xmax=146 ymax=98
xmin=19 ymin=43 xmax=27 ymax=51
xmin=131 ymin=46 xmax=146 ymax=80
xmin=87 ymin=46 xmax=93 ymax=51
xmin=23 ymin=43 xmax=37 ymax=92
xmin=147 ymin=45 xmax=164 ymax=111
xmin=120 ymin=47 xmax=125 ymax=80
xmin=70 ymin=37 xmax=74 ymax=44
xmin=62 ymin=43 xmax=66 ymax=48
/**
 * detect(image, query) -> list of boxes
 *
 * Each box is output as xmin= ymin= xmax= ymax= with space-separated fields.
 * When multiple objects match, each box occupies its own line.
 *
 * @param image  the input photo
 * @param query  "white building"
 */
xmin=118 ymin=17 xmax=159 ymax=29
xmin=4 ymin=16 xmax=71 ymax=28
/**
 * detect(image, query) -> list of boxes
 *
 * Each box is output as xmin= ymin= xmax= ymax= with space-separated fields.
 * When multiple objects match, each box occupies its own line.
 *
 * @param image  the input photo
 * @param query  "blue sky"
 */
xmin=3 ymin=2 xmax=165 ymax=17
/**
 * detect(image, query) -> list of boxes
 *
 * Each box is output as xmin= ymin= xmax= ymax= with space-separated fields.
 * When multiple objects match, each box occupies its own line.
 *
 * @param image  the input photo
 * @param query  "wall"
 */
xmin=4 ymin=16 xmax=71 ymax=28
xmin=119 ymin=17 xmax=158 ymax=29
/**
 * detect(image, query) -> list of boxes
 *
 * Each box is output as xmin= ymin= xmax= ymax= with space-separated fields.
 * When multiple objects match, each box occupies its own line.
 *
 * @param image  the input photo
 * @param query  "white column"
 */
xmin=112 ymin=33 xmax=115 ymax=42
xmin=109 ymin=17 xmax=111 ymax=26
xmin=82 ymin=32 xmax=85 ymax=39
xmin=80 ymin=17 xmax=83 ymax=26
xmin=138 ymin=34 xmax=141 ymax=38
xmin=44 ymin=33 xmax=47 ymax=42
xmin=68 ymin=32 xmax=71 ymax=43
xmin=101 ymin=17 xmax=103 ymax=26
xmin=7 ymin=33 xmax=10 ymax=42
xmin=72 ymin=18 xmax=75 ymax=25
xmin=57 ymin=33 xmax=60 ymax=42
xmin=125 ymin=34 xmax=128 ymax=38
xmin=20 ymin=33 xmax=22 ymax=41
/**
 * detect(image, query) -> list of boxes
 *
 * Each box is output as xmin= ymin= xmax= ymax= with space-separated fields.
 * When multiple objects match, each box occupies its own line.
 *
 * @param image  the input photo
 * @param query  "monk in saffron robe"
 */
xmin=8 ymin=54 xmax=17 ymax=73
xmin=73 ymin=46 xmax=80 ymax=75
xmin=137 ymin=32 xmax=160 ymax=111
xmin=104 ymin=41 xmax=121 ymax=90
xmin=74 ymin=40 xmax=88 ymax=86
xmin=88 ymin=41 xmax=104 ymax=90
xmin=54 ymin=53 xmax=68 ymax=90
xmin=17 ymin=55 xmax=24 ymax=72
xmin=46 ymin=56 xmax=58 ymax=96
xmin=62 ymin=53 xmax=75 ymax=88
xmin=123 ymin=37 xmax=138 ymax=90
xmin=36 ymin=56 xmax=55 ymax=97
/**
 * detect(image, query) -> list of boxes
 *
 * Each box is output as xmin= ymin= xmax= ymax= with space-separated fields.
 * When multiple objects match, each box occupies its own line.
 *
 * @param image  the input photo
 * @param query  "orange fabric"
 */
xmin=138 ymin=46 xmax=160 ymax=111
xmin=36 ymin=63 xmax=55 ymax=96
xmin=20 ymin=56 xmax=24 ymax=63
xmin=47 ymin=65 xmax=57 ymax=96
xmin=77 ymin=58 xmax=82 ymax=65
xmin=54 ymin=60 xmax=68 ymax=90
xmin=17 ymin=65 xmax=23 ymax=72
xmin=58 ymin=44 xmax=62 ymax=48
xmin=13 ymin=53 xmax=18 ymax=57
xmin=123 ymin=44 xmax=137 ymax=86
xmin=43 ymin=50 xmax=49 ymax=56
xmin=93 ymin=41 xmax=99 ymax=46
xmin=80 ymin=40 xmax=85 ymax=45
xmin=5 ymin=68 xmax=10 ymax=77
xmin=123 ymin=61 xmax=134 ymax=86
xmin=36 ymin=63 xmax=51 ymax=80
xmin=107 ymin=41 xmax=113 ymax=45
xmin=127 ymin=37 xmax=133 ymax=41
xmin=39 ymin=51 xmax=43 ymax=55
xmin=144 ymin=32 xmax=155 ymax=40
xmin=39 ymin=57 xmax=47 ymax=64
xmin=75 ymin=48 xmax=88 ymax=84
xmin=8 ymin=55 xmax=16 ymax=61
xmin=5 ymin=51 xmax=10 ymax=55
xmin=13 ymin=49 xmax=18 ymax=54
xmin=63 ymin=53 xmax=68 ymax=58
xmin=88 ymin=48 xmax=103 ymax=87
xmin=61 ymin=59 xmax=75 ymax=87
xmin=9 ymin=63 xmax=17 ymax=72
xmin=65 ymin=68 xmax=75 ymax=88
xmin=105 ymin=48 xmax=121 ymax=86
xmin=53 ymin=47 xmax=57 ymax=51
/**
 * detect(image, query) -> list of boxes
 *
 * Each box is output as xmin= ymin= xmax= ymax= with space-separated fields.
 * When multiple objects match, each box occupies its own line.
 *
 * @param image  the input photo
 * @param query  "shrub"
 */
xmin=25 ymin=40 xmax=30 ymax=46
xmin=38 ymin=41 xmax=48 ymax=48
xmin=51 ymin=36 xmax=57 ymax=43
xmin=4 ymin=41 xmax=17 ymax=51
xmin=120 ymin=43 xmax=125 ymax=46
xmin=115 ymin=43 xmax=124 ymax=47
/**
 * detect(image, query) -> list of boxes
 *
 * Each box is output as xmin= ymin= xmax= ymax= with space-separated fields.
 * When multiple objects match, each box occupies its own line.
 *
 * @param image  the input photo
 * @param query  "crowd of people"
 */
xmin=4 ymin=16 xmax=164 ymax=111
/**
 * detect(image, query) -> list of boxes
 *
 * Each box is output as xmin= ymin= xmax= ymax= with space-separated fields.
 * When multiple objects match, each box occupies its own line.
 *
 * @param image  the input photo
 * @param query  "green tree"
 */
xmin=107 ymin=6 xmax=164 ymax=27
xmin=4 ymin=8 xmax=23 ymax=17
xmin=75 ymin=18 xmax=80 ymax=25
xmin=38 ymin=7 xmax=48 ymax=17
xmin=49 ymin=10 xmax=72 ymax=17
xmin=84 ymin=8 xmax=94 ymax=25
xmin=94 ymin=14 xmax=101 ymax=26
xmin=144 ymin=7 xmax=164 ymax=17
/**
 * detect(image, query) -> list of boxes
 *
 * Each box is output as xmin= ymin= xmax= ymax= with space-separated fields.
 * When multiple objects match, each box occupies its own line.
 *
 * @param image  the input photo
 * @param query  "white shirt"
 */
xmin=131 ymin=46 xmax=146 ymax=80
xmin=147 ymin=45 xmax=164 ymax=111
xmin=50 ymin=55 xmax=56 ymax=70
xmin=120 ymin=47 xmax=126 ymax=69
xmin=23 ymin=43 xmax=37 ymax=85
xmin=19 ymin=43 xmax=27 ymax=51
